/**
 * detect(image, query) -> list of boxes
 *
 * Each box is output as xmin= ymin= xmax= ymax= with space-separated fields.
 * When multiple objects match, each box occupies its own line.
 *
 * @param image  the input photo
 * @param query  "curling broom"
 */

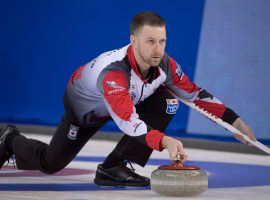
xmin=179 ymin=98 xmax=270 ymax=155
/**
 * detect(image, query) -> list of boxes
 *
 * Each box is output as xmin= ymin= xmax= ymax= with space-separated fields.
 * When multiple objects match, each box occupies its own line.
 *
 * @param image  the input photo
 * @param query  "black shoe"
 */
xmin=0 ymin=125 xmax=19 ymax=168
xmin=94 ymin=161 xmax=150 ymax=187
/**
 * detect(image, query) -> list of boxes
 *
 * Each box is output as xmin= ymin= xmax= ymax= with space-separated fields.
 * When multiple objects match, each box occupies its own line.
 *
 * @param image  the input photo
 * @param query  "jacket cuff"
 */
xmin=222 ymin=107 xmax=239 ymax=125
xmin=146 ymin=130 xmax=165 ymax=151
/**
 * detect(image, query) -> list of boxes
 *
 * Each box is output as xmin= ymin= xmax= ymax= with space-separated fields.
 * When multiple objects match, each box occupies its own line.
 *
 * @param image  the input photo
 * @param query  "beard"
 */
xmin=138 ymin=49 xmax=162 ymax=67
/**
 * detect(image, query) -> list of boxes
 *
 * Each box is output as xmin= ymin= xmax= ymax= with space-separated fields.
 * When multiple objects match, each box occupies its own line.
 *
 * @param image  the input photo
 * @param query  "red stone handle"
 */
xmin=158 ymin=161 xmax=200 ymax=170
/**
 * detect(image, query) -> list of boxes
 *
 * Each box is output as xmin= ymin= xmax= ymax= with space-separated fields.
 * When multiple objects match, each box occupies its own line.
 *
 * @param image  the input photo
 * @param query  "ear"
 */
xmin=130 ymin=35 xmax=136 ymax=45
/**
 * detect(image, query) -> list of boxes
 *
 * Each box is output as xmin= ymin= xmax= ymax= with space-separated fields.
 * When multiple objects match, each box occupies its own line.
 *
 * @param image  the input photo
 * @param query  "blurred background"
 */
xmin=0 ymin=0 xmax=269 ymax=145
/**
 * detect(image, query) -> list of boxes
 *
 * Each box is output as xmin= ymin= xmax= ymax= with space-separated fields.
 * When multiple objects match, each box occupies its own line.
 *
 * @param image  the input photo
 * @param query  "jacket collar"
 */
xmin=127 ymin=45 xmax=160 ymax=83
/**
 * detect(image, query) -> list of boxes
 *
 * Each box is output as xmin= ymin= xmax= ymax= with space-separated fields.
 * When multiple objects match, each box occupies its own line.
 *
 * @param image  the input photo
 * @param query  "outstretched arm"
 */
xmin=165 ymin=56 xmax=257 ymax=144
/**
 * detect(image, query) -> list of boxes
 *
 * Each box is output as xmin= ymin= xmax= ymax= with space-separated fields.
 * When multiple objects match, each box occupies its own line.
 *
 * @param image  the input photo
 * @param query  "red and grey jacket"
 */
xmin=65 ymin=44 xmax=238 ymax=151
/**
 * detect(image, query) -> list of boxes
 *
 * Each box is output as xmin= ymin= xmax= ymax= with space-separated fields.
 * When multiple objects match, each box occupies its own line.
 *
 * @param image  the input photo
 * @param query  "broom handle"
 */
xmin=179 ymin=98 xmax=270 ymax=155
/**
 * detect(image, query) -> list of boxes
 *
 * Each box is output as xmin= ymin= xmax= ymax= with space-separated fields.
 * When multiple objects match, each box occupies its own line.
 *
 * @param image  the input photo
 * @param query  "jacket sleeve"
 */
xmin=165 ymin=56 xmax=239 ymax=124
xmin=97 ymin=69 xmax=165 ymax=151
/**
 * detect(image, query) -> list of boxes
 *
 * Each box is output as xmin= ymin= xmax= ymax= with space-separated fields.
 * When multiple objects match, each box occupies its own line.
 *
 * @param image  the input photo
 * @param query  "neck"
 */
xmin=132 ymin=47 xmax=151 ymax=79
xmin=139 ymin=67 xmax=150 ymax=79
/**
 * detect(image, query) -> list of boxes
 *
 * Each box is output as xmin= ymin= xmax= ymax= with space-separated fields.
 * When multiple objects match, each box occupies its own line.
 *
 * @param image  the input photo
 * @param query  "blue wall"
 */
xmin=0 ymin=0 xmax=204 ymax=132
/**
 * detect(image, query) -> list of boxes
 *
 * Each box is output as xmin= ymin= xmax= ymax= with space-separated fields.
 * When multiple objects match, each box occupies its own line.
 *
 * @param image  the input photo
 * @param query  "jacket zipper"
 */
xmin=138 ymin=84 xmax=145 ymax=102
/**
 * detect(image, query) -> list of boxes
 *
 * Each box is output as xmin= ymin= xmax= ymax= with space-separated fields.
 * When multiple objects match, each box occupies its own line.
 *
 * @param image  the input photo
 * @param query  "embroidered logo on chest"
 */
xmin=166 ymin=99 xmax=179 ymax=114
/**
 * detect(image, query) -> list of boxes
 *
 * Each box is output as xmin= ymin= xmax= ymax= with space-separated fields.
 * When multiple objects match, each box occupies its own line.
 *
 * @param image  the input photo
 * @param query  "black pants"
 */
xmin=11 ymin=86 xmax=177 ymax=174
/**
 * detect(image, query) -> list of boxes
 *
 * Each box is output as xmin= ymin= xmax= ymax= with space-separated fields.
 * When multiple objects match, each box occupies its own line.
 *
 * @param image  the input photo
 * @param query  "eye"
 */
xmin=147 ymin=40 xmax=155 ymax=45
xmin=160 ymin=39 xmax=166 ymax=45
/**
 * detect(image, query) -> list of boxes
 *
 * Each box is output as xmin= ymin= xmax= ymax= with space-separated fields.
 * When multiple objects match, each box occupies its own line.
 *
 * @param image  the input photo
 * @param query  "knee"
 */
xmin=41 ymin=164 xmax=66 ymax=175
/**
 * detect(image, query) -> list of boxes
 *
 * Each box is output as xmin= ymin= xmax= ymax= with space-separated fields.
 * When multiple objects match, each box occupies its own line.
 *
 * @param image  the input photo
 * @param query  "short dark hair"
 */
xmin=130 ymin=11 xmax=166 ymax=35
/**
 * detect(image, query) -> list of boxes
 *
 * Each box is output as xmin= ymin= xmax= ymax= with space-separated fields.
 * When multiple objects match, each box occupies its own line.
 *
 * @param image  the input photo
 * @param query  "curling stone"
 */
xmin=151 ymin=159 xmax=208 ymax=197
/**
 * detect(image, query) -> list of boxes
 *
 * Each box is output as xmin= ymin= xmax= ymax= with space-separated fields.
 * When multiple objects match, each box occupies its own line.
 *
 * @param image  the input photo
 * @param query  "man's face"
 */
xmin=131 ymin=25 xmax=166 ymax=67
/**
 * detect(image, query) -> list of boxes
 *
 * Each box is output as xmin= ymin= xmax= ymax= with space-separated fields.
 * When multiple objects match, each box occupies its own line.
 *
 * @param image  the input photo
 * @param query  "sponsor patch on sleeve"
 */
xmin=67 ymin=124 xmax=79 ymax=140
xmin=106 ymin=81 xmax=126 ymax=95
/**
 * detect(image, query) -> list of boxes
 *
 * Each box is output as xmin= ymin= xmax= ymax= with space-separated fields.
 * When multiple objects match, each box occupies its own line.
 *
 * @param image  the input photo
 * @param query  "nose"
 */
xmin=153 ymin=42 xmax=163 ymax=54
